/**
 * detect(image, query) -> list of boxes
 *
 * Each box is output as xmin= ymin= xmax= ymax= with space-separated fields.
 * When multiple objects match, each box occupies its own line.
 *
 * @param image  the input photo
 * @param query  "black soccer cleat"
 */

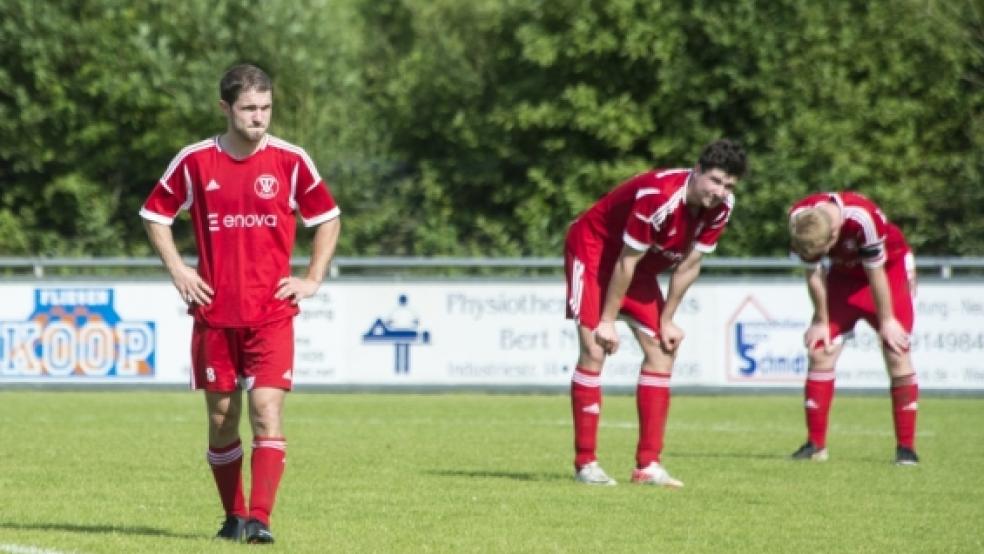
xmin=215 ymin=515 xmax=245 ymax=541
xmin=244 ymin=518 xmax=275 ymax=544
xmin=895 ymin=446 xmax=920 ymax=466
xmin=790 ymin=441 xmax=829 ymax=462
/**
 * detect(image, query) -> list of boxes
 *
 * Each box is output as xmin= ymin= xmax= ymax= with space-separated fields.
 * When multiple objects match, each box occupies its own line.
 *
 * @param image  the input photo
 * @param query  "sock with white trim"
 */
xmin=891 ymin=374 xmax=918 ymax=449
xmin=571 ymin=368 xmax=602 ymax=469
xmin=249 ymin=436 xmax=286 ymax=526
xmin=207 ymin=438 xmax=246 ymax=518
xmin=805 ymin=369 xmax=835 ymax=448
xmin=635 ymin=371 xmax=671 ymax=468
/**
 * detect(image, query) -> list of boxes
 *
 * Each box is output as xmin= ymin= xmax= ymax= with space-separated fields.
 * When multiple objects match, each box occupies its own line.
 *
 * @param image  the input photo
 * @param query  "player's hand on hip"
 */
xmin=659 ymin=320 xmax=685 ymax=352
xmin=594 ymin=320 xmax=620 ymax=355
xmin=275 ymin=276 xmax=320 ymax=305
xmin=879 ymin=317 xmax=910 ymax=354
xmin=171 ymin=264 xmax=213 ymax=305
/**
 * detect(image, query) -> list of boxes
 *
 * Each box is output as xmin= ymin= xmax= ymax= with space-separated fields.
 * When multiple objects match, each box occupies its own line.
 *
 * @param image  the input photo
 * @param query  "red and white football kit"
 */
xmin=140 ymin=135 xmax=339 ymax=392
xmin=789 ymin=192 xmax=914 ymax=345
xmin=790 ymin=192 xmax=919 ymax=455
xmin=565 ymin=168 xmax=733 ymax=336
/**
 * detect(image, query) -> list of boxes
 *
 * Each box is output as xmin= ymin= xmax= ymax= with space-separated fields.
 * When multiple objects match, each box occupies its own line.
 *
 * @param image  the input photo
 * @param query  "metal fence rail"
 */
xmin=2 ymin=256 xmax=984 ymax=278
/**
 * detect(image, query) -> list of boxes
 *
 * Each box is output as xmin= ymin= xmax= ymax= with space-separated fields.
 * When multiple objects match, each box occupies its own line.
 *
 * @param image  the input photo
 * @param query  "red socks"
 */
xmin=804 ymin=369 xmax=835 ymax=448
xmin=635 ymin=372 xmax=671 ymax=468
xmin=571 ymin=368 xmax=602 ymax=469
xmin=891 ymin=374 xmax=919 ymax=449
xmin=249 ymin=437 xmax=287 ymax=526
xmin=207 ymin=439 xmax=246 ymax=518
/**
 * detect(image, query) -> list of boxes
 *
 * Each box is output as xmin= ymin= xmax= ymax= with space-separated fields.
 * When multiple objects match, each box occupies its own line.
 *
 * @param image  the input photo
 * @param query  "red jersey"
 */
xmin=140 ymin=135 xmax=340 ymax=327
xmin=789 ymin=192 xmax=907 ymax=279
xmin=570 ymin=168 xmax=733 ymax=276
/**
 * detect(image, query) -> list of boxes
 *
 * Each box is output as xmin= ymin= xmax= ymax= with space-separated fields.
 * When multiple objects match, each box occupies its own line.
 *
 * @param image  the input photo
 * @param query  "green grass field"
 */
xmin=1 ymin=391 xmax=982 ymax=553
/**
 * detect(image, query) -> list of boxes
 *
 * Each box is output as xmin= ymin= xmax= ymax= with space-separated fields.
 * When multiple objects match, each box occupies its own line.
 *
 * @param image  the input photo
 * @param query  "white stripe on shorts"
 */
xmin=569 ymin=256 xmax=585 ymax=319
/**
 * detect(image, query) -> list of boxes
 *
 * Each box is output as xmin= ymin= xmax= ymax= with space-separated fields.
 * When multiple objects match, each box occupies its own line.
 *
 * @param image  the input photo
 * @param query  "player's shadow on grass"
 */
xmin=0 ymin=521 xmax=202 ymax=540
xmin=427 ymin=469 xmax=570 ymax=482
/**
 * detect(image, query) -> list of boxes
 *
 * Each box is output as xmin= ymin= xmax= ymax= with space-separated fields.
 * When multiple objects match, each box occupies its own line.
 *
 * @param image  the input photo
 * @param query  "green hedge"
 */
xmin=1 ymin=0 xmax=981 ymax=257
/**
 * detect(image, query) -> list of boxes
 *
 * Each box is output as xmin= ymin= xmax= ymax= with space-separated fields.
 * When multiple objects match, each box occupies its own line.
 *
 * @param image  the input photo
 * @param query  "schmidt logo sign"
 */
xmin=362 ymin=294 xmax=431 ymax=374
xmin=725 ymin=296 xmax=807 ymax=382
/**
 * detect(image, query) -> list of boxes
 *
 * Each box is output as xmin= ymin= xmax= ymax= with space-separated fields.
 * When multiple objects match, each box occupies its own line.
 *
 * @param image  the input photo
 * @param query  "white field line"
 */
xmin=0 ymin=545 xmax=77 ymax=554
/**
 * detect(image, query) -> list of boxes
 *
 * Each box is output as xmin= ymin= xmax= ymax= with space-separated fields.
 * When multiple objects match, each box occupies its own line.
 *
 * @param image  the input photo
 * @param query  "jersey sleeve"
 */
xmin=139 ymin=152 xmax=193 ymax=225
xmin=850 ymin=206 xmax=888 ymax=268
xmin=694 ymin=196 xmax=734 ymax=253
xmin=290 ymin=151 xmax=340 ymax=227
xmin=622 ymin=190 xmax=662 ymax=251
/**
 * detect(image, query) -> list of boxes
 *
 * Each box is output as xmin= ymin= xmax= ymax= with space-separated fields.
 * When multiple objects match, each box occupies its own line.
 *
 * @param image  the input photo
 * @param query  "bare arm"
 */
xmin=659 ymin=248 xmax=703 ymax=351
xmin=864 ymin=263 xmax=909 ymax=353
xmin=275 ymin=216 xmax=341 ymax=304
xmin=594 ymin=244 xmax=646 ymax=355
xmin=143 ymin=219 xmax=213 ymax=305
xmin=802 ymin=264 xmax=830 ymax=350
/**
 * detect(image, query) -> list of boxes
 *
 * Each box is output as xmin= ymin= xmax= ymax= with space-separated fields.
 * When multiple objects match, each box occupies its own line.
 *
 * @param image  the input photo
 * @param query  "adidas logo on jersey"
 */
xmin=206 ymin=180 xmax=221 ymax=191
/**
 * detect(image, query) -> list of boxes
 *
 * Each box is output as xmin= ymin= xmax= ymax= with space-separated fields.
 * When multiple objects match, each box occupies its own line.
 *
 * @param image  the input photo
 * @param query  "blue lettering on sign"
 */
xmin=0 ymin=288 xmax=156 ymax=377
xmin=733 ymin=320 xmax=808 ymax=378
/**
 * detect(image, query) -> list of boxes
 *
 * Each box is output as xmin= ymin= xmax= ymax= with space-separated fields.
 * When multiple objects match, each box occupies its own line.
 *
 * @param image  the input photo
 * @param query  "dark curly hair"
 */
xmin=697 ymin=139 xmax=747 ymax=178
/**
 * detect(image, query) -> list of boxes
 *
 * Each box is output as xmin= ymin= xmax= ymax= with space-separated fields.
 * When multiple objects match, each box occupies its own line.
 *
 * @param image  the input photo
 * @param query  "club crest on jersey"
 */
xmin=254 ymin=174 xmax=279 ymax=200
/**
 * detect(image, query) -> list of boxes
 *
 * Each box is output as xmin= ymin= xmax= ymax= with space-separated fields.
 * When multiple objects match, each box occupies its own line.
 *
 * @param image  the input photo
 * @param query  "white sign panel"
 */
xmin=1 ymin=280 xmax=983 ymax=390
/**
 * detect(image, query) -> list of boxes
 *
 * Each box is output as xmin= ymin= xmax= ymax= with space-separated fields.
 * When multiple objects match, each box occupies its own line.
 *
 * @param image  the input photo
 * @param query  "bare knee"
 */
xmin=576 ymin=327 xmax=606 ymax=372
xmin=207 ymin=395 xmax=242 ymax=445
xmin=636 ymin=332 xmax=673 ymax=374
xmin=808 ymin=344 xmax=842 ymax=370
xmin=578 ymin=347 xmax=606 ymax=372
xmin=884 ymin=350 xmax=915 ymax=379
xmin=249 ymin=389 xmax=285 ymax=437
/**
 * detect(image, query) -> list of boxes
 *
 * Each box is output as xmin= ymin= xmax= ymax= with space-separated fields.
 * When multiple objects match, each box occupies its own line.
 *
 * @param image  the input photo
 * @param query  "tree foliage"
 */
xmin=1 ymin=0 xmax=981 ymax=257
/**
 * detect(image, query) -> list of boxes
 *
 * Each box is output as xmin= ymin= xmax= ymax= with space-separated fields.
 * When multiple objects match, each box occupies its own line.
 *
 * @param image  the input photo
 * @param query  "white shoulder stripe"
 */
xmin=289 ymin=162 xmax=299 ymax=211
xmin=635 ymin=187 xmax=659 ymax=199
xmin=654 ymin=168 xmax=690 ymax=179
xmin=843 ymin=206 xmax=879 ymax=245
xmin=641 ymin=184 xmax=687 ymax=230
xmin=268 ymin=135 xmax=323 ymax=184
xmin=159 ymin=138 xmax=213 ymax=184
xmin=181 ymin=165 xmax=194 ymax=211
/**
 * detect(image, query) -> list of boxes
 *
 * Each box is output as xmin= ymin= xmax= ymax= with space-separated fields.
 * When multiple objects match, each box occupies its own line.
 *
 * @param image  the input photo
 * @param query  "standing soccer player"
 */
xmin=140 ymin=64 xmax=341 ymax=543
xmin=787 ymin=192 xmax=919 ymax=465
xmin=565 ymin=139 xmax=747 ymax=487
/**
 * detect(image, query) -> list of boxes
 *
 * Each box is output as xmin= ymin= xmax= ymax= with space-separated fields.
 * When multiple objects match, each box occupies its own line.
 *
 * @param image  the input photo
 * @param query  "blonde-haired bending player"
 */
xmin=787 ymin=192 xmax=919 ymax=465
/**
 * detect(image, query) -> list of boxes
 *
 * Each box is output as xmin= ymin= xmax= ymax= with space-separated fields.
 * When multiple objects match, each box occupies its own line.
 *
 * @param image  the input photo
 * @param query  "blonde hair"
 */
xmin=789 ymin=208 xmax=833 ymax=260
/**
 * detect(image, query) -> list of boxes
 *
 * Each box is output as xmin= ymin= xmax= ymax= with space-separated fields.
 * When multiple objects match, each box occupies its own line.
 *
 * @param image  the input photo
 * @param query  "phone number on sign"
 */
xmin=847 ymin=331 xmax=984 ymax=352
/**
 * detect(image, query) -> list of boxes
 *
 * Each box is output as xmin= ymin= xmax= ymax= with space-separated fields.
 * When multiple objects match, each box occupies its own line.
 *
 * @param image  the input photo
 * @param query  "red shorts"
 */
xmin=824 ymin=255 xmax=914 ymax=347
xmin=564 ymin=238 xmax=665 ymax=337
xmin=191 ymin=317 xmax=295 ymax=392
